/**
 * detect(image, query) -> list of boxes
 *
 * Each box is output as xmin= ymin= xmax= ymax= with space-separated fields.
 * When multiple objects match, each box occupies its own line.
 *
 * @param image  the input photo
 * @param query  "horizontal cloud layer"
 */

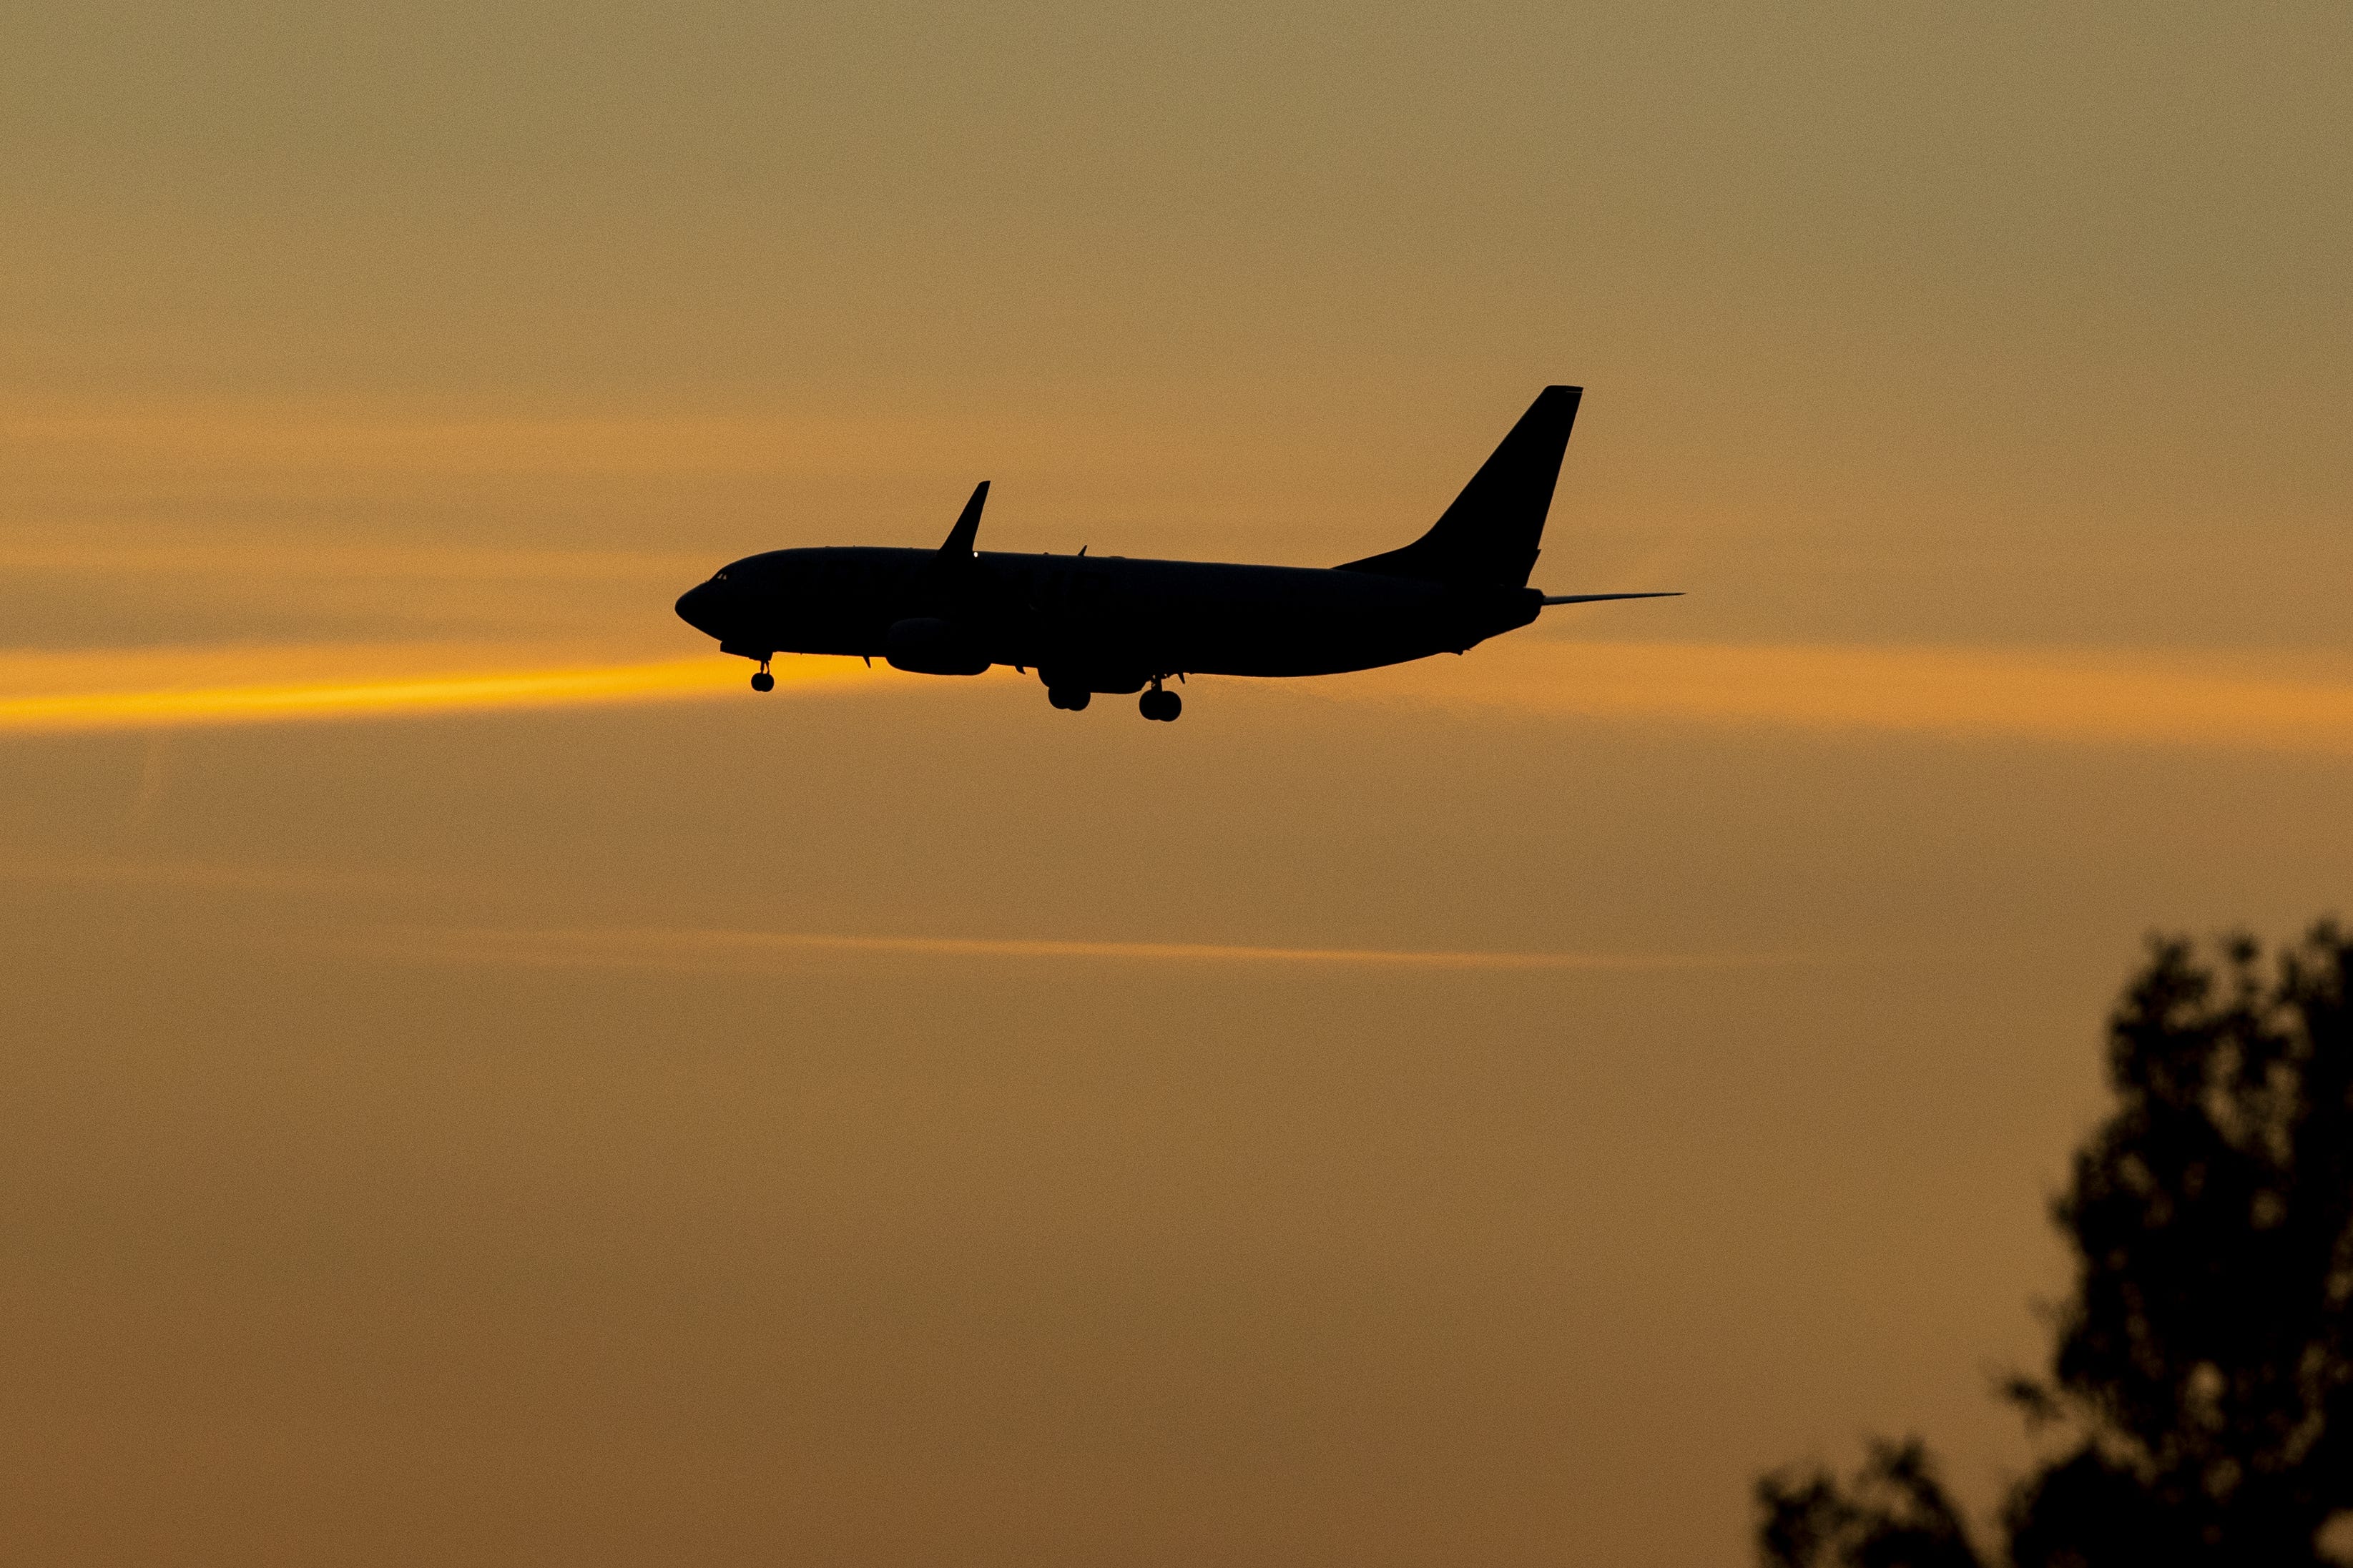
xmin=364 ymin=924 xmax=1792 ymax=974
xmin=1400 ymin=639 xmax=2353 ymax=756
xmin=0 ymin=643 xmax=859 ymax=733
xmin=4 ymin=638 xmax=2353 ymax=756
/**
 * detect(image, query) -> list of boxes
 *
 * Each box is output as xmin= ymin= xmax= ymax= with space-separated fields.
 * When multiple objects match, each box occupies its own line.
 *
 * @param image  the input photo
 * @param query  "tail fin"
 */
xmin=1338 ymin=385 xmax=1581 ymax=587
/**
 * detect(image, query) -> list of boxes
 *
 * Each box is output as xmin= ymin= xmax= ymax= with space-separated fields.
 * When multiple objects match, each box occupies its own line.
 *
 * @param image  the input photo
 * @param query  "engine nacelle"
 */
xmin=885 ymin=618 xmax=990 ymax=676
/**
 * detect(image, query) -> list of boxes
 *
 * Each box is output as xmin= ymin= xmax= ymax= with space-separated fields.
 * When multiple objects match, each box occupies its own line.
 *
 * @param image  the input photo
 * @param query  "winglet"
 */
xmin=939 ymin=481 xmax=989 ymax=558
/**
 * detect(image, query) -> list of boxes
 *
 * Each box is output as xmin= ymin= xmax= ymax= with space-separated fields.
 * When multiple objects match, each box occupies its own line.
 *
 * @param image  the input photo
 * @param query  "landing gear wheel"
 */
xmin=1139 ymin=689 xmax=1181 ymax=722
xmin=750 ymin=669 xmax=775 ymax=693
xmin=1049 ymin=687 xmax=1091 ymax=711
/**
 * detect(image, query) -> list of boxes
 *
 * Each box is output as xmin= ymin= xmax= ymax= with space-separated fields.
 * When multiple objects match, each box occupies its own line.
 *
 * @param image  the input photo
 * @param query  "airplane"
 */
xmin=673 ymin=385 xmax=1676 ymax=721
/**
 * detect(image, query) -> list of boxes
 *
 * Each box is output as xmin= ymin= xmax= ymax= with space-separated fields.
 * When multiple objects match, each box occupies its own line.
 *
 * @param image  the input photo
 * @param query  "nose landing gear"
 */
xmin=1139 ymin=678 xmax=1182 ymax=723
xmin=750 ymin=658 xmax=775 ymax=693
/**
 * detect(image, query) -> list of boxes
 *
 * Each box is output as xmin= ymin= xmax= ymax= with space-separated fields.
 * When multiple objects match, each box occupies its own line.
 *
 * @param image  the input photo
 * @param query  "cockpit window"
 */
xmin=712 ymin=569 xmax=730 ymax=582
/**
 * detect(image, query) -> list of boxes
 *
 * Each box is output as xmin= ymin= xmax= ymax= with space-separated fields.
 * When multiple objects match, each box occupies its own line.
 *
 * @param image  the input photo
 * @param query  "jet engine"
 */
xmin=884 ymin=618 xmax=990 ymax=676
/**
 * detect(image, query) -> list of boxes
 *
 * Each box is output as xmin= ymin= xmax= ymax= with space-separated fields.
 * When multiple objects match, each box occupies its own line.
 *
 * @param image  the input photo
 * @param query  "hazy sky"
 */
xmin=4 ymin=3 xmax=2349 ymax=1563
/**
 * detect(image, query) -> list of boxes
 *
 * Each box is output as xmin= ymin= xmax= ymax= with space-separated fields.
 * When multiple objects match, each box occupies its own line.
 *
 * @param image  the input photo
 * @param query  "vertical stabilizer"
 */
xmin=1338 ymin=386 xmax=1581 ymax=587
xmin=938 ymin=480 xmax=989 ymax=557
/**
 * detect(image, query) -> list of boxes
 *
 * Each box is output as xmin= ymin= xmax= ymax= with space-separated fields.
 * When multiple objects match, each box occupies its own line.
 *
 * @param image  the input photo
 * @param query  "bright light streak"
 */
xmin=1358 ymin=640 xmax=2353 ymax=757
xmin=4 ymin=636 xmax=2352 ymax=754
xmin=369 ymin=924 xmax=1803 ymax=974
xmin=0 ymin=645 xmax=874 ymax=736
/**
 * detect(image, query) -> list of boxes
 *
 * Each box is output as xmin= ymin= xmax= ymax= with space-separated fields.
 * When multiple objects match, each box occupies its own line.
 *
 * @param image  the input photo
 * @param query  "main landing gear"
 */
xmin=1043 ymin=676 xmax=1183 ymax=720
xmin=750 ymin=658 xmax=775 ymax=693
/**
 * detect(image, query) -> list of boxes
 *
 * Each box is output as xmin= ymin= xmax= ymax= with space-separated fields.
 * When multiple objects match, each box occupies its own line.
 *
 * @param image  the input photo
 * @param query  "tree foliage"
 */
xmin=1759 ymin=924 xmax=2353 ymax=1567
xmin=1757 ymin=1439 xmax=1980 ymax=1568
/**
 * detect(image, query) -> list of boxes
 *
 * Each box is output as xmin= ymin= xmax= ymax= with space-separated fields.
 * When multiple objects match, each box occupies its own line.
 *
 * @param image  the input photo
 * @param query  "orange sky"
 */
xmin=3 ymin=4 xmax=2349 ymax=1564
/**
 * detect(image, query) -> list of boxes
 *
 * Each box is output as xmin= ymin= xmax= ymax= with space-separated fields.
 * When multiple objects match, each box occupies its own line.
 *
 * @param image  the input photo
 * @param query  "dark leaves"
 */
xmin=1761 ymin=924 xmax=2353 ymax=1568
xmin=1757 ymin=1439 xmax=1985 ymax=1568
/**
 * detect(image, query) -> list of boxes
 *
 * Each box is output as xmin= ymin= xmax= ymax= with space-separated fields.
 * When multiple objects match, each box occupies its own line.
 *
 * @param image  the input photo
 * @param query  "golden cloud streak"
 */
xmin=1 ymin=638 xmax=2350 ymax=753
xmin=2 ymin=402 xmax=1080 ymax=480
xmin=1360 ymin=639 xmax=2353 ymax=757
xmin=0 ymin=644 xmax=874 ymax=736
xmin=371 ymin=924 xmax=1792 ymax=974
xmin=0 ymin=536 xmax=705 ymax=581
xmin=0 ymin=854 xmax=468 ymax=899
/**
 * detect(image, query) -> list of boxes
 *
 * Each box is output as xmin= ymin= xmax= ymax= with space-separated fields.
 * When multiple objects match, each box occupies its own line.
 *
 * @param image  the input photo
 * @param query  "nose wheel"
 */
xmin=1139 ymin=681 xmax=1181 ymax=722
xmin=750 ymin=659 xmax=775 ymax=693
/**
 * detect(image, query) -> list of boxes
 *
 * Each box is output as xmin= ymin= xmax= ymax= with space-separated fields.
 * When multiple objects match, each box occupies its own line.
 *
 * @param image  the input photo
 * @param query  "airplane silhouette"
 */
xmin=674 ymin=386 xmax=1676 ymax=721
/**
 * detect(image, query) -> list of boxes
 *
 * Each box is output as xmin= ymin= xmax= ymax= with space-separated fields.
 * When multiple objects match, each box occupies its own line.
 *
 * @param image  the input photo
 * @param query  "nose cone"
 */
xmin=675 ymin=581 xmax=721 ymax=636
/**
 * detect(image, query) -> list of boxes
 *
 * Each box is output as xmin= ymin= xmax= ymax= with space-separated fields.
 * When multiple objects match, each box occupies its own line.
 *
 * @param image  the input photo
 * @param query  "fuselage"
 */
xmin=674 ymin=546 xmax=1543 ymax=693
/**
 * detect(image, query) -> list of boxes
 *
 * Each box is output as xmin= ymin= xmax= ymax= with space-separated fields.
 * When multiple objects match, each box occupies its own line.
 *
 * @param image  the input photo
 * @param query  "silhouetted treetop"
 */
xmin=1760 ymin=922 xmax=2353 ymax=1568
xmin=1758 ymin=1439 xmax=1981 ymax=1568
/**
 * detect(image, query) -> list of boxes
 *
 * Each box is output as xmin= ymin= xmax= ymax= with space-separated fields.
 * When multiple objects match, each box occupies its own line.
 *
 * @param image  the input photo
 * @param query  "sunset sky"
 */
xmin=4 ymin=3 xmax=2349 ymax=1562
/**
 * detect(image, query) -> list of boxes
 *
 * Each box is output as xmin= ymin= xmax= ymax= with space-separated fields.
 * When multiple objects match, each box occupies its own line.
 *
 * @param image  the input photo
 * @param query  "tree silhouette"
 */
xmin=1758 ymin=923 xmax=2353 ymax=1567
